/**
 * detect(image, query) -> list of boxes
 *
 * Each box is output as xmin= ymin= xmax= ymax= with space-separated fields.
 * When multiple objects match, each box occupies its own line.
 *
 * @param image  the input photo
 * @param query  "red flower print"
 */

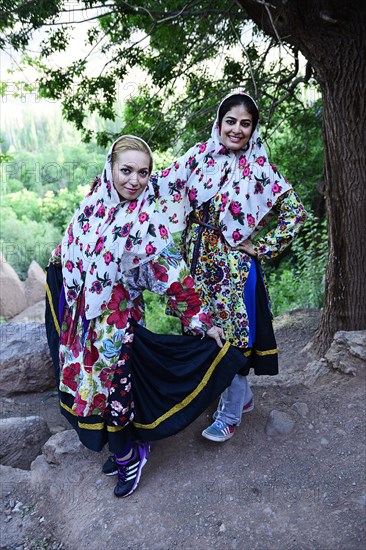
xmin=247 ymin=214 xmax=255 ymax=227
xmin=243 ymin=166 xmax=250 ymax=177
xmin=107 ymin=207 xmax=115 ymax=222
xmin=73 ymin=394 xmax=88 ymax=415
xmin=188 ymin=188 xmax=197 ymax=203
xmin=62 ymin=362 xmax=81 ymax=392
xmin=198 ymin=312 xmax=213 ymax=328
xmin=122 ymin=223 xmax=131 ymax=237
xmin=183 ymin=276 xmax=195 ymax=289
xmin=84 ymin=330 xmax=99 ymax=367
xmin=104 ymin=251 xmax=114 ymax=265
xmin=95 ymin=236 xmax=105 ymax=255
xmin=151 ymin=262 xmax=169 ymax=283
xmin=161 ymin=168 xmax=170 ymax=177
xmin=126 ymin=200 xmax=138 ymax=213
xmin=232 ymin=230 xmax=242 ymax=242
xmin=199 ymin=143 xmax=207 ymax=153
xmin=84 ymin=205 xmax=94 ymax=217
xmin=99 ymin=367 xmax=113 ymax=384
xmin=90 ymin=280 xmax=103 ymax=294
xmin=139 ymin=212 xmax=149 ymax=223
xmin=173 ymin=192 xmax=181 ymax=202
xmin=229 ymin=201 xmax=242 ymax=216
xmin=145 ymin=242 xmax=157 ymax=256
xmin=90 ymin=393 xmax=106 ymax=412
xmin=106 ymin=284 xmax=131 ymax=329
xmin=65 ymin=260 xmax=74 ymax=272
xmin=256 ymin=156 xmax=265 ymax=166
xmin=159 ymin=224 xmax=169 ymax=238
xmin=96 ymin=205 xmax=106 ymax=217
xmin=167 ymin=281 xmax=183 ymax=296
xmin=82 ymin=222 xmax=90 ymax=233
xmin=67 ymin=289 xmax=78 ymax=302
xmin=239 ymin=156 xmax=247 ymax=167
xmin=272 ymin=182 xmax=282 ymax=194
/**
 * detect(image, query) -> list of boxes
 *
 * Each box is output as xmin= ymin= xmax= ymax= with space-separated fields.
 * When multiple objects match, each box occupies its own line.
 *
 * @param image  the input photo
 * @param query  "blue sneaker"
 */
xmin=202 ymin=420 xmax=235 ymax=442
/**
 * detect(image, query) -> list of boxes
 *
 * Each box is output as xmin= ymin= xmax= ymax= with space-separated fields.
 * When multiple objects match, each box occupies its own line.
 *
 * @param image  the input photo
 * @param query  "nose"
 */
xmin=232 ymin=122 xmax=242 ymax=133
xmin=128 ymin=171 xmax=139 ymax=186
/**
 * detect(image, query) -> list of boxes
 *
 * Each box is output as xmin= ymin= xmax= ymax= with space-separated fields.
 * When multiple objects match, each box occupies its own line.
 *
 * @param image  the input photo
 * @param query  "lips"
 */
xmin=228 ymin=134 xmax=243 ymax=142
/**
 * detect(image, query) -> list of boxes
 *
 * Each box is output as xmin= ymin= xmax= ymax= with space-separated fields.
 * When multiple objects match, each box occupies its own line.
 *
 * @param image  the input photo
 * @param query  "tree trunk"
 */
xmin=239 ymin=0 xmax=366 ymax=353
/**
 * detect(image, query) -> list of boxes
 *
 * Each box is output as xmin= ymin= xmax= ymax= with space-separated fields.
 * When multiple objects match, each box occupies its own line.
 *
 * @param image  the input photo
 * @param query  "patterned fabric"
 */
xmin=155 ymin=91 xmax=293 ymax=246
xmin=180 ymin=190 xmax=306 ymax=348
xmin=60 ymin=135 xmax=174 ymax=320
xmin=58 ymin=242 xmax=212 ymax=420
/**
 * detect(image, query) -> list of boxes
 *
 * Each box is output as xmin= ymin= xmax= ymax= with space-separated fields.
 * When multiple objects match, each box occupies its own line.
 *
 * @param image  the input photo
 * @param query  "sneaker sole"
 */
xmin=243 ymin=400 xmax=254 ymax=414
xmin=201 ymin=430 xmax=234 ymax=442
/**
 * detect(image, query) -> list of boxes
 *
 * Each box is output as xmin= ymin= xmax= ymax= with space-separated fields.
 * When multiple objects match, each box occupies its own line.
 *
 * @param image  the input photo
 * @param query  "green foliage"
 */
xmin=265 ymin=216 xmax=327 ymax=316
xmin=0 ymin=205 xmax=60 ymax=279
xmin=1 ymin=186 xmax=88 ymax=279
xmin=143 ymin=291 xmax=182 ymax=334
xmin=0 ymin=1 xmax=317 ymax=150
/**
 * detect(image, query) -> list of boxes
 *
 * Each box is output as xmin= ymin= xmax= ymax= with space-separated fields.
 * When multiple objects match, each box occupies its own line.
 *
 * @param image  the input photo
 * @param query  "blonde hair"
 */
xmin=112 ymin=135 xmax=153 ymax=173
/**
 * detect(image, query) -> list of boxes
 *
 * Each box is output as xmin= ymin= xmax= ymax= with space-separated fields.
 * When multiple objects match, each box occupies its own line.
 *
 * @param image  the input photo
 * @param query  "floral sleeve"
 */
xmin=139 ymin=242 xmax=213 ymax=335
xmin=252 ymin=189 xmax=307 ymax=261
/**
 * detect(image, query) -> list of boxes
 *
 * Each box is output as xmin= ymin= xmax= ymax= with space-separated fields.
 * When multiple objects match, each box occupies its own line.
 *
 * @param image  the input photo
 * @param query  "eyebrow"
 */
xmin=121 ymin=163 xmax=149 ymax=170
xmin=225 ymin=115 xmax=252 ymax=122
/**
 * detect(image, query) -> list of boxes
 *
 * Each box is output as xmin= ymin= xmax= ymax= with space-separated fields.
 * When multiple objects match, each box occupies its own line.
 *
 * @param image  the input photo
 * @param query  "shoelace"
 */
xmin=117 ymin=464 xmax=127 ymax=482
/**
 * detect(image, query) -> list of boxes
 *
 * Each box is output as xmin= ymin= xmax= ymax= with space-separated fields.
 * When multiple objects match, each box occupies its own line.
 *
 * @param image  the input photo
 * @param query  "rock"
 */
xmin=291 ymin=401 xmax=309 ymax=418
xmin=0 ymin=322 xmax=56 ymax=397
xmin=303 ymin=358 xmax=331 ymax=386
xmin=0 ymin=416 xmax=51 ymax=469
xmin=10 ymin=299 xmax=46 ymax=323
xmin=325 ymin=330 xmax=366 ymax=375
xmin=265 ymin=410 xmax=295 ymax=436
xmin=0 ymin=252 xmax=27 ymax=319
xmin=24 ymin=261 xmax=46 ymax=307
xmin=41 ymin=430 xmax=83 ymax=465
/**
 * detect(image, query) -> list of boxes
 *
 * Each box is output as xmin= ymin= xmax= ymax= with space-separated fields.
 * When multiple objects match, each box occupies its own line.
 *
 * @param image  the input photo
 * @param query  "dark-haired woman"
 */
xmin=154 ymin=91 xmax=307 ymax=442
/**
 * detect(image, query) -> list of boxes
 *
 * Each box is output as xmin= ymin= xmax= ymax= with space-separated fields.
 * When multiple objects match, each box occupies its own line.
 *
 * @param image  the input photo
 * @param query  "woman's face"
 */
xmin=112 ymin=149 xmax=151 ymax=201
xmin=220 ymin=105 xmax=253 ymax=151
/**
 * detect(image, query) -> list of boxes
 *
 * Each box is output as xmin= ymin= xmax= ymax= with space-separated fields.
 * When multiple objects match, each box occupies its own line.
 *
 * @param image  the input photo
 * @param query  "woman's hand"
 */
xmin=233 ymin=239 xmax=256 ymax=256
xmin=206 ymin=325 xmax=226 ymax=348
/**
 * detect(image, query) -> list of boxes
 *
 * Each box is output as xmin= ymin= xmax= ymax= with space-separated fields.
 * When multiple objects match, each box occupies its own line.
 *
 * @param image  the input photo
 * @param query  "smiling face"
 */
xmin=219 ymin=105 xmax=253 ymax=151
xmin=112 ymin=149 xmax=151 ymax=201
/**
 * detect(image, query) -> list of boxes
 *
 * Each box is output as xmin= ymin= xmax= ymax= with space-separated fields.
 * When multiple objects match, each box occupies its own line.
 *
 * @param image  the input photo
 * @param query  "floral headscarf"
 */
xmin=61 ymin=135 xmax=171 ymax=320
xmin=156 ymin=91 xmax=293 ymax=246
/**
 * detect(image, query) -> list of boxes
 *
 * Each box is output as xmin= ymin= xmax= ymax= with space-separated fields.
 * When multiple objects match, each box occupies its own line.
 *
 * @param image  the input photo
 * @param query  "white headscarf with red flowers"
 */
xmin=156 ymin=91 xmax=292 ymax=246
xmin=61 ymin=135 xmax=172 ymax=320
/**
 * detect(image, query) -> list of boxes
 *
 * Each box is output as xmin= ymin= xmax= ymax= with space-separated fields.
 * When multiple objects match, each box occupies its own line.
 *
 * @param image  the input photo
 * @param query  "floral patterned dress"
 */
xmin=56 ymin=242 xmax=212 ymax=428
xmin=181 ymin=189 xmax=306 ymax=348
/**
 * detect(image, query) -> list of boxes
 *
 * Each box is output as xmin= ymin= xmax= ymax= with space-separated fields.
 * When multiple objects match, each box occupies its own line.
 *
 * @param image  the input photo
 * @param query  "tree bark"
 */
xmin=238 ymin=0 xmax=366 ymax=353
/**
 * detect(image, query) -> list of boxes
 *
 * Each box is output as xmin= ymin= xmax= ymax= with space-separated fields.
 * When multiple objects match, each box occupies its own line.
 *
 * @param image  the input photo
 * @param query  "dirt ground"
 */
xmin=1 ymin=308 xmax=365 ymax=550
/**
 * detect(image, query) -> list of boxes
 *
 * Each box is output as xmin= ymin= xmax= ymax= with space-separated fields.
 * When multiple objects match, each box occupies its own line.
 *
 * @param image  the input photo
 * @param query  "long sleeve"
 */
xmin=130 ymin=242 xmax=213 ymax=335
xmin=251 ymin=189 xmax=307 ymax=261
xmin=152 ymin=146 xmax=197 ymax=232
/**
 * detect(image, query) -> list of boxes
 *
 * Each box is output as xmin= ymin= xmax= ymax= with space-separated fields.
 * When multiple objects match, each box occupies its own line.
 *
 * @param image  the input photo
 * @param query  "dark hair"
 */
xmin=218 ymin=94 xmax=259 ymax=134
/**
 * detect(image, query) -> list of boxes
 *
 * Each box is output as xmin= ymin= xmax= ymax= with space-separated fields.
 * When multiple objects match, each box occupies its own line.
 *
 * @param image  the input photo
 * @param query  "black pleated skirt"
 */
xmin=45 ymin=262 xmax=277 ymax=453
